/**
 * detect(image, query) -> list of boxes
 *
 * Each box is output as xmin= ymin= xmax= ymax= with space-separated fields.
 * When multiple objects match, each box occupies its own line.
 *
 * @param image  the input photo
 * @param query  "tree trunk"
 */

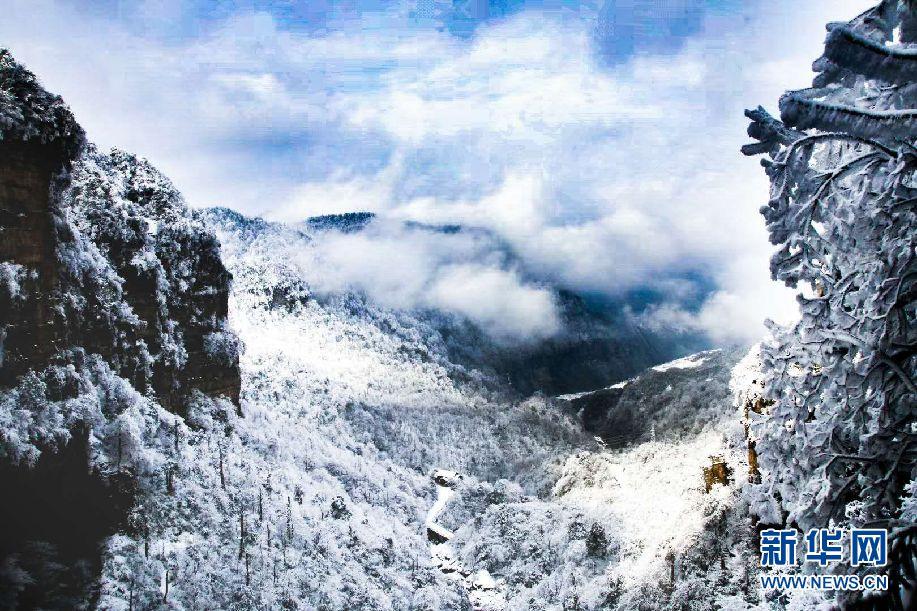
xmin=239 ymin=508 xmax=246 ymax=560
xmin=286 ymin=497 xmax=292 ymax=540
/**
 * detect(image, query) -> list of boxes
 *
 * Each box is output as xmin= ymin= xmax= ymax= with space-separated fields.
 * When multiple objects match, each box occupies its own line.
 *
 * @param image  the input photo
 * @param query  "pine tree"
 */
xmin=744 ymin=1 xmax=916 ymax=606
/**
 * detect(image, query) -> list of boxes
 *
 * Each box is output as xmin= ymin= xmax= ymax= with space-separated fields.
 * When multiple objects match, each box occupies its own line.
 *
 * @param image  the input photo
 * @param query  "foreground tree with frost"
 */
xmin=743 ymin=1 xmax=916 ymax=607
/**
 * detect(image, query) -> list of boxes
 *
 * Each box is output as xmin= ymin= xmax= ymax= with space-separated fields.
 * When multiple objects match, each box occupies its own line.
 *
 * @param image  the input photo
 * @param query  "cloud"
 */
xmin=272 ymin=163 xmax=399 ymax=220
xmin=0 ymin=0 xmax=874 ymax=344
xmin=292 ymin=221 xmax=561 ymax=342
xmin=323 ymin=1 xmax=870 ymax=342
xmin=631 ymin=253 xmax=801 ymax=345
xmin=427 ymin=264 xmax=561 ymax=341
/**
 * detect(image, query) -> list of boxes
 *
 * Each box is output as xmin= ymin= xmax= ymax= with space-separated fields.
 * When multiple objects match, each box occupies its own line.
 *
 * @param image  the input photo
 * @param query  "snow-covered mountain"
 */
xmin=558 ymin=349 xmax=743 ymax=447
xmin=204 ymin=206 xmax=707 ymax=399
xmin=6 ymin=0 xmax=913 ymax=603
xmin=0 ymin=51 xmax=761 ymax=606
xmin=88 ymin=202 xmax=759 ymax=609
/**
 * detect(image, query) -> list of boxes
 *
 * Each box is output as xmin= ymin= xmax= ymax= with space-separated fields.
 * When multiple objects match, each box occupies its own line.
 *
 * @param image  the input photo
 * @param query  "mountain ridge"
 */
xmin=204 ymin=205 xmax=710 ymax=398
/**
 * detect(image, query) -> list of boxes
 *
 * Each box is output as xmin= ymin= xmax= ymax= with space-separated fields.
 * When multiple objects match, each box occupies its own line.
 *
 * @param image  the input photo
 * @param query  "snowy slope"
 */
xmin=99 ymin=208 xmax=760 ymax=611
xmin=0 ymin=49 xmax=769 ymax=607
xmin=204 ymin=207 xmax=706 ymax=399
xmin=558 ymin=348 xmax=744 ymax=447
xmin=432 ymin=349 xmax=766 ymax=610
xmin=92 ymin=209 xmax=592 ymax=609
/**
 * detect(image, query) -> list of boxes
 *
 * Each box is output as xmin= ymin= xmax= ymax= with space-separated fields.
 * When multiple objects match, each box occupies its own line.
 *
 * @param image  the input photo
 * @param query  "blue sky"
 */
xmin=59 ymin=0 xmax=724 ymax=45
xmin=1 ymin=0 xmax=873 ymax=342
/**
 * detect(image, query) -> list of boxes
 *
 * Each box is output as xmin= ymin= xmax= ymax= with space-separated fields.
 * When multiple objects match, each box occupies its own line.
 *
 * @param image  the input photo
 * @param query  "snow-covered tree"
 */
xmin=743 ymin=1 xmax=916 ymax=606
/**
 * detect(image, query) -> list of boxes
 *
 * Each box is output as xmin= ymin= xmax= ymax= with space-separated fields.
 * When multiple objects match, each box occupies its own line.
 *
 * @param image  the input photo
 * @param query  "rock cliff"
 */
xmin=0 ymin=49 xmax=240 ymax=608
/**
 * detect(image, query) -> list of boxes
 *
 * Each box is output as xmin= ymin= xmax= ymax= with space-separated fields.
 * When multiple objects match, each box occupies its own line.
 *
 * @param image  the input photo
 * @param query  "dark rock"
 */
xmin=0 ymin=49 xmax=241 ymax=606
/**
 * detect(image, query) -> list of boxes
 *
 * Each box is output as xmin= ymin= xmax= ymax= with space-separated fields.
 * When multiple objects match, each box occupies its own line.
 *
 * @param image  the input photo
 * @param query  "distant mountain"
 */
xmin=302 ymin=211 xmax=376 ymax=234
xmin=205 ymin=206 xmax=710 ymax=398
xmin=558 ymin=348 xmax=743 ymax=447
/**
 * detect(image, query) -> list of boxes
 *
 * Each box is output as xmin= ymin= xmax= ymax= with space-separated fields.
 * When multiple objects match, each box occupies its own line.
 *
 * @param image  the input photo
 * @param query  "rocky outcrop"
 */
xmin=0 ymin=48 xmax=84 ymax=384
xmin=0 ymin=49 xmax=241 ymax=608
xmin=61 ymin=147 xmax=241 ymax=412
xmin=0 ymin=49 xmax=240 ymax=413
xmin=0 ymin=141 xmax=65 ymax=382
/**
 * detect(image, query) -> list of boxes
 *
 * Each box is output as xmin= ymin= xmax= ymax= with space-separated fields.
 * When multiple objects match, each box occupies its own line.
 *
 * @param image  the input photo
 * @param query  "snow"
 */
xmin=1 ymin=187 xmax=770 ymax=609
xmin=742 ymin=7 xmax=917 ymax=606
xmin=3 ymin=1 xmax=910 ymax=607
xmin=428 ymin=468 xmax=507 ymax=609
xmin=426 ymin=481 xmax=456 ymax=541
xmin=555 ymin=379 xmax=631 ymax=401
xmin=651 ymin=351 xmax=715 ymax=372
xmin=6 ymin=36 xmax=877 ymax=611
xmin=0 ymin=157 xmax=769 ymax=609
xmin=85 ymin=208 xmax=595 ymax=609
xmin=0 ymin=49 xmax=85 ymax=157
xmin=555 ymin=390 xmax=591 ymax=401
xmin=552 ymin=433 xmax=735 ymax=587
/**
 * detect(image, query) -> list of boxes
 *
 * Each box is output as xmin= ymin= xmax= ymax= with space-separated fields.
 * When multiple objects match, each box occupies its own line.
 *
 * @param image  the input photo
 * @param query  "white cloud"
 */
xmin=292 ymin=221 xmax=560 ymax=343
xmin=270 ymin=160 xmax=401 ymax=221
xmin=322 ymin=0 xmax=872 ymax=342
xmin=632 ymin=253 xmax=801 ymax=345
xmin=0 ymin=0 xmax=874 ymax=344
xmin=426 ymin=264 xmax=561 ymax=341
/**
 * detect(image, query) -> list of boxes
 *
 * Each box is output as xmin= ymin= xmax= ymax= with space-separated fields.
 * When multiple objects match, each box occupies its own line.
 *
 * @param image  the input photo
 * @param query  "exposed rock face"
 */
xmin=0 ymin=141 xmax=64 ymax=382
xmin=1 ymin=48 xmax=84 ymax=383
xmin=0 ymin=49 xmax=240 ymax=413
xmin=0 ymin=49 xmax=240 ymax=608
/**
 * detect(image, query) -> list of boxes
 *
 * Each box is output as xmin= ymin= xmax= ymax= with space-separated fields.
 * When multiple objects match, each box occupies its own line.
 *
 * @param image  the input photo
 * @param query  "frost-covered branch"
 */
xmin=746 ymin=4 xmax=917 ymax=608
xmin=823 ymin=24 xmax=917 ymax=82
xmin=780 ymin=92 xmax=917 ymax=142
xmin=741 ymin=106 xmax=805 ymax=156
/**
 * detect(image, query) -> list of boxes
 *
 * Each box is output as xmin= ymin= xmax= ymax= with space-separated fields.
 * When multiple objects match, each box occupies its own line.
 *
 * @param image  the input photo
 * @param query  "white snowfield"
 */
xmin=650 ymin=350 xmax=719 ymax=372
xmin=555 ymin=379 xmax=631 ymax=401
xmin=556 ymin=350 xmax=723 ymax=403
xmin=552 ymin=433 xmax=736 ymax=588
